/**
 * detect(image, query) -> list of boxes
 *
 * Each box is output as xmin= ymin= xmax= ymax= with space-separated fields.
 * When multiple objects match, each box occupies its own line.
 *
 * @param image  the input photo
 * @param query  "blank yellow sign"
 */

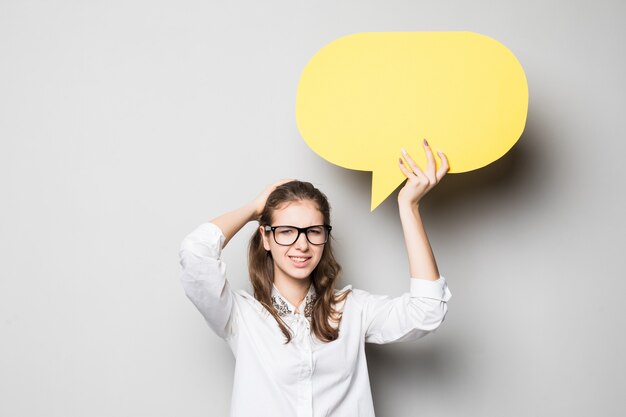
xmin=296 ymin=32 xmax=528 ymax=210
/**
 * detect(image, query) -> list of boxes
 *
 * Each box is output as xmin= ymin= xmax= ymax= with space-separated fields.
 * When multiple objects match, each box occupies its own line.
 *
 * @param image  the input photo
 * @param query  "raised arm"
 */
xmin=179 ymin=179 xmax=292 ymax=339
xmin=397 ymin=139 xmax=449 ymax=281
xmin=356 ymin=140 xmax=451 ymax=345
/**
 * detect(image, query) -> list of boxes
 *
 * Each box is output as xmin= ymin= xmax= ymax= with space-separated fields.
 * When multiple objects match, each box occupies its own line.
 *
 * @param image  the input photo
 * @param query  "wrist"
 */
xmin=243 ymin=202 xmax=260 ymax=223
xmin=398 ymin=199 xmax=420 ymax=212
xmin=398 ymin=202 xmax=421 ymax=222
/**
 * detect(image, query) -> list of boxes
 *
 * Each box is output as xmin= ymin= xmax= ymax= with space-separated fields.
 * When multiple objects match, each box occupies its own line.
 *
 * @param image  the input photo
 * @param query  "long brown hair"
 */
xmin=248 ymin=180 xmax=351 ymax=344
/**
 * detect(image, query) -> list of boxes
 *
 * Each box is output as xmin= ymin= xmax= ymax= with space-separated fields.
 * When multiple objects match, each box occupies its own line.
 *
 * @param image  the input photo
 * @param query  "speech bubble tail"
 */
xmin=370 ymin=169 xmax=403 ymax=212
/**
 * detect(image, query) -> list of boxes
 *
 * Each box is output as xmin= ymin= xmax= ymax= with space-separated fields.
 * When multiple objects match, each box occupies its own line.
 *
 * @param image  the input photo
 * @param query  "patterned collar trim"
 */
xmin=271 ymin=284 xmax=317 ymax=318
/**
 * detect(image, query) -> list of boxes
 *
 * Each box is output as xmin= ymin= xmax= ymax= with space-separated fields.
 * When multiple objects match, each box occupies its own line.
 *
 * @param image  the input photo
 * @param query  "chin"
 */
xmin=288 ymin=269 xmax=315 ymax=280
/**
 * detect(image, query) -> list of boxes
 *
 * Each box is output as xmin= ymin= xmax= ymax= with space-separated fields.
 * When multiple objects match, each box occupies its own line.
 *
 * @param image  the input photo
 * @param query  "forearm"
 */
xmin=209 ymin=203 xmax=257 ymax=248
xmin=398 ymin=202 xmax=440 ymax=281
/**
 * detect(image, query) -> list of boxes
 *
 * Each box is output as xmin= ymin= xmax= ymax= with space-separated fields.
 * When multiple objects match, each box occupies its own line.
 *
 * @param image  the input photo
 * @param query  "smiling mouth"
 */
xmin=289 ymin=256 xmax=311 ymax=264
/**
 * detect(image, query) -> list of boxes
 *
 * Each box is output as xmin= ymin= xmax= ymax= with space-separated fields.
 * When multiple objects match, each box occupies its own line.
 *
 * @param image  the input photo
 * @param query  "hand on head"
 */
xmin=251 ymin=179 xmax=295 ymax=220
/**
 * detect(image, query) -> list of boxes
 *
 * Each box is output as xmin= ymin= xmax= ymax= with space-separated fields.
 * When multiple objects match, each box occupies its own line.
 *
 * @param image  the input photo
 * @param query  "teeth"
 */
xmin=291 ymin=257 xmax=308 ymax=262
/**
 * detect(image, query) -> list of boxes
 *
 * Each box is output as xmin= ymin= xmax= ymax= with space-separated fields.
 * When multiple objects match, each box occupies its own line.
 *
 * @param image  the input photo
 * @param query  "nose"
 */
xmin=294 ymin=231 xmax=310 ymax=250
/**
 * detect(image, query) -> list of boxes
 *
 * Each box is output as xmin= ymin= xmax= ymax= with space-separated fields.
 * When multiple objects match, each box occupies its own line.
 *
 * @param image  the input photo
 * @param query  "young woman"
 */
xmin=179 ymin=140 xmax=452 ymax=417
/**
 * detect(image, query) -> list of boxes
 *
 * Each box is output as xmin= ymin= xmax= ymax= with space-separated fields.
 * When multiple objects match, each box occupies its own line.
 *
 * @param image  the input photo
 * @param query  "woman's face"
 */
xmin=260 ymin=199 xmax=326 ymax=284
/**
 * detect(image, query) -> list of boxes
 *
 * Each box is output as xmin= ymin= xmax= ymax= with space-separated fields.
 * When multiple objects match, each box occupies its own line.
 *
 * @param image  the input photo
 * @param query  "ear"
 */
xmin=259 ymin=226 xmax=271 ymax=251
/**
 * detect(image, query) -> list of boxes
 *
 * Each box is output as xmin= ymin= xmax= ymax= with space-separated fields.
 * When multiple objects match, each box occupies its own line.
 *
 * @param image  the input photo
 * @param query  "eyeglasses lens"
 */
xmin=274 ymin=226 xmax=328 ymax=245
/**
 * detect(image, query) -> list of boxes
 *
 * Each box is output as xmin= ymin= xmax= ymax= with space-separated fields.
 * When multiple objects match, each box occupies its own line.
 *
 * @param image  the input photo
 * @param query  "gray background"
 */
xmin=1 ymin=0 xmax=624 ymax=416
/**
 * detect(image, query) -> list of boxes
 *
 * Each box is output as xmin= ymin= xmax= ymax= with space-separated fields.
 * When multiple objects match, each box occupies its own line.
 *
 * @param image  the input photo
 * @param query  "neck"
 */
xmin=273 ymin=274 xmax=311 ymax=311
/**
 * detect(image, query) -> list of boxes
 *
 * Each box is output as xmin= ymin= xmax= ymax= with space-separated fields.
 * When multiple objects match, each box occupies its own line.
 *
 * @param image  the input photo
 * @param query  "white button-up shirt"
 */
xmin=179 ymin=222 xmax=452 ymax=417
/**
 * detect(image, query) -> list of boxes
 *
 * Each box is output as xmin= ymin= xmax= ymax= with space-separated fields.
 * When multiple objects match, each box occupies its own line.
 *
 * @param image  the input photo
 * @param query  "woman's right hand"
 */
xmin=249 ymin=179 xmax=294 ymax=221
xmin=209 ymin=179 xmax=294 ymax=248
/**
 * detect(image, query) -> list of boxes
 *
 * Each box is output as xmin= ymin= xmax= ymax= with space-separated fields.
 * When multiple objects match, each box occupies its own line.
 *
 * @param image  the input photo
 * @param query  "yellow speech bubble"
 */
xmin=296 ymin=32 xmax=528 ymax=210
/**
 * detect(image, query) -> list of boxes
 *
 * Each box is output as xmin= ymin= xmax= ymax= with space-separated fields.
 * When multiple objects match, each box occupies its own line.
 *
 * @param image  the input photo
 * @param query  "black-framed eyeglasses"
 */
xmin=263 ymin=225 xmax=332 ymax=246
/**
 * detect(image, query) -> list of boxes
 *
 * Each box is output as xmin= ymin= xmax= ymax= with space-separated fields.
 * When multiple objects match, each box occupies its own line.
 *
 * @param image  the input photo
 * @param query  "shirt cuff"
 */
xmin=410 ymin=276 xmax=452 ymax=302
xmin=179 ymin=222 xmax=226 ymax=259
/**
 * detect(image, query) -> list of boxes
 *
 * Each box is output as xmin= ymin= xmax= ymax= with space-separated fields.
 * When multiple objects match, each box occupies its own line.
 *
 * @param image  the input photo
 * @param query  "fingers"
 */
xmin=423 ymin=138 xmax=436 ymax=176
xmin=265 ymin=178 xmax=294 ymax=195
xmin=435 ymin=150 xmax=449 ymax=182
xmin=255 ymin=179 xmax=295 ymax=217
xmin=398 ymin=157 xmax=415 ymax=179
xmin=401 ymin=140 xmax=449 ymax=187
xmin=400 ymin=148 xmax=426 ymax=179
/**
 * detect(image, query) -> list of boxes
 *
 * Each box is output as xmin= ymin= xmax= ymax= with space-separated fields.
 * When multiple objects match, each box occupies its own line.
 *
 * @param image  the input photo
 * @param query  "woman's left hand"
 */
xmin=397 ymin=138 xmax=449 ymax=207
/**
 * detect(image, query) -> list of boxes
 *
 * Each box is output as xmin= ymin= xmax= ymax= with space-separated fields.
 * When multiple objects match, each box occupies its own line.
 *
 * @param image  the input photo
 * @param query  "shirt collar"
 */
xmin=271 ymin=283 xmax=317 ymax=318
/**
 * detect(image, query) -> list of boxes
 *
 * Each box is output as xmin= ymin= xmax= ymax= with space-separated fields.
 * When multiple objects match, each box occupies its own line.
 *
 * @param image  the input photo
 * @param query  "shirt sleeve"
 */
xmin=357 ymin=276 xmax=452 ymax=344
xmin=179 ymin=222 xmax=238 ymax=340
